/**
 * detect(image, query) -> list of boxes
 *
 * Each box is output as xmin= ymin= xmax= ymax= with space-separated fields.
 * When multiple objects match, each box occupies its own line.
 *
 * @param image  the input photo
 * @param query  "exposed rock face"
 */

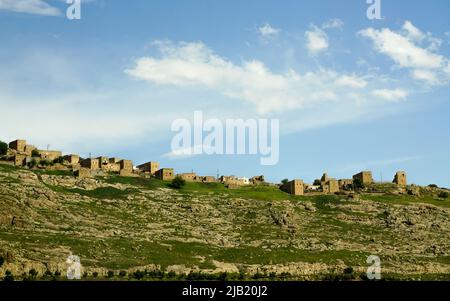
xmin=1 ymin=164 xmax=450 ymax=280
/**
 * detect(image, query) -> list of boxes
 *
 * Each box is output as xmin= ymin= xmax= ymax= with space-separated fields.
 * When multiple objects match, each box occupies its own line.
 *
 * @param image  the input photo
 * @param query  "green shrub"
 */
xmin=92 ymin=272 xmax=98 ymax=278
xmin=167 ymin=271 xmax=176 ymax=279
xmin=428 ymin=184 xmax=438 ymax=188
xmin=133 ymin=270 xmax=145 ymax=280
xmin=31 ymin=149 xmax=40 ymax=157
xmin=217 ymin=272 xmax=228 ymax=281
xmin=53 ymin=157 xmax=65 ymax=164
xmin=119 ymin=270 xmax=127 ymax=277
xmin=28 ymin=159 xmax=37 ymax=168
xmin=170 ymin=176 xmax=186 ymax=189
xmin=353 ymin=178 xmax=364 ymax=189
xmin=39 ymin=160 xmax=53 ymax=167
xmin=29 ymin=269 xmax=38 ymax=278
xmin=0 ymin=141 xmax=7 ymax=156
xmin=281 ymin=179 xmax=289 ymax=185
xmin=438 ymin=191 xmax=449 ymax=199
xmin=107 ymin=270 xmax=115 ymax=278
xmin=3 ymin=270 xmax=14 ymax=281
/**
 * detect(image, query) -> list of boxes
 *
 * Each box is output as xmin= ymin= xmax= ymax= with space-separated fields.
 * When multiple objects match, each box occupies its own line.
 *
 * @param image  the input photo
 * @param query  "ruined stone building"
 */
xmin=353 ymin=171 xmax=373 ymax=185
xmin=323 ymin=179 xmax=339 ymax=194
xmin=8 ymin=139 xmax=26 ymax=153
xmin=393 ymin=171 xmax=407 ymax=186
xmin=251 ymin=175 xmax=265 ymax=185
xmin=63 ymin=155 xmax=80 ymax=165
xmin=320 ymin=173 xmax=330 ymax=186
xmin=338 ymin=179 xmax=354 ymax=190
xmin=80 ymin=158 xmax=100 ymax=170
xmin=119 ymin=160 xmax=133 ymax=172
xmin=37 ymin=150 xmax=62 ymax=161
xmin=280 ymin=179 xmax=304 ymax=196
xmin=109 ymin=158 xmax=121 ymax=164
xmin=238 ymin=177 xmax=250 ymax=185
xmin=155 ymin=168 xmax=175 ymax=181
xmin=8 ymin=139 xmax=36 ymax=157
xmin=319 ymin=173 xmax=339 ymax=194
xmin=74 ymin=168 xmax=91 ymax=179
xmin=200 ymin=176 xmax=216 ymax=183
xmin=178 ymin=173 xmax=197 ymax=182
xmin=13 ymin=154 xmax=27 ymax=166
xmin=97 ymin=157 xmax=121 ymax=172
xmin=137 ymin=161 xmax=160 ymax=175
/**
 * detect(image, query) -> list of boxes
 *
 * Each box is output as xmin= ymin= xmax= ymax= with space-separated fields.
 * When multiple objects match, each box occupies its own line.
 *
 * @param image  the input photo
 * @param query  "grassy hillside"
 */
xmin=0 ymin=163 xmax=449 ymax=281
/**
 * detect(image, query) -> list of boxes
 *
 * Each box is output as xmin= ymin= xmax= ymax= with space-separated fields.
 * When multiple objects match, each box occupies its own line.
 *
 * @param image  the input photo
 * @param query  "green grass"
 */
xmin=0 ymin=176 xmax=21 ymax=184
xmin=100 ymin=175 xmax=169 ymax=190
xmin=32 ymin=169 xmax=74 ymax=177
xmin=364 ymin=193 xmax=450 ymax=208
xmin=45 ymin=183 xmax=139 ymax=200
xmin=0 ymin=163 xmax=20 ymax=172
xmin=177 ymin=182 xmax=305 ymax=201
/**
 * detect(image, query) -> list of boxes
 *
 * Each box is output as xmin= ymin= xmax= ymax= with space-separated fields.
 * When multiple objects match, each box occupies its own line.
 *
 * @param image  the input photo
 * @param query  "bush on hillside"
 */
xmin=171 ymin=176 xmax=186 ymax=189
xmin=438 ymin=191 xmax=449 ymax=199
xmin=0 ymin=141 xmax=7 ymax=156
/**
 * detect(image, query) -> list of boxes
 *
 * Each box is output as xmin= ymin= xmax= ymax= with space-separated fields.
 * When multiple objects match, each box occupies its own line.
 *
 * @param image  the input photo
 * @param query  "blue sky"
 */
xmin=1 ymin=0 xmax=449 ymax=186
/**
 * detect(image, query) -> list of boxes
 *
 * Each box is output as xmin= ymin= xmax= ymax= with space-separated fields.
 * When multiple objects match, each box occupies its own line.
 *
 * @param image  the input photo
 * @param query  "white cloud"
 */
xmin=359 ymin=27 xmax=442 ymax=69
xmin=305 ymin=25 xmax=329 ymax=55
xmin=411 ymin=69 xmax=440 ymax=85
xmin=402 ymin=21 xmax=426 ymax=42
xmin=125 ymin=41 xmax=394 ymax=115
xmin=258 ymin=23 xmax=280 ymax=38
xmin=335 ymin=75 xmax=367 ymax=89
xmin=372 ymin=89 xmax=408 ymax=102
xmin=0 ymin=0 xmax=61 ymax=16
xmin=322 ymin=18 xmax=344 ymax=30
xmin=359 ymin=21 xmax=450 ymax=85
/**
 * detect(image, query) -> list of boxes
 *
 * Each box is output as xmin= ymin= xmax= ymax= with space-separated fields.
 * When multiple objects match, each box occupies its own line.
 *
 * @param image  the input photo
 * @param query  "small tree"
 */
xmin=438 ymin=191 xmax=449 ymax=199
xmin=39 ymin=160 xmax=53 ymax=167
xmin=353 ymin=178 xmax=364 ymax=190
xmin=3 ymin=270 xmax=14 ymax=281
xmin=31 ymin=149 xmax=40 ymax=157
xmin=0 ymin=141 xmax=7 ymax=156
xmin=29 ymin=269 xmax=38 ymax=279
xmin=281 ymin=179 xmax=289 ymax=185
xmin=53 ymin=156 xmax=65 ymax=164
xmin=171 ymin=176 xmax=186 ymax=189
xmin=28 ymin=159 xmax=37 ymax=168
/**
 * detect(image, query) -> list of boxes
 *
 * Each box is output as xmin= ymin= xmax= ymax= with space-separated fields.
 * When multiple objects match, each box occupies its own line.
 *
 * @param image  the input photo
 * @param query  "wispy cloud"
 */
xmin=258 ymin=23 xmax=280 ymax=39
xmin=372 ymin=89 xmax=408 ymax=102
xmin=0 ymin=0 xmax=61 ymax=16
xmin=322 ymin=18 xmax=344 ymax=30
xmin=305 ymin=25 xmax=329 ymax=55
xmin=359 ymin=21 xmax=450 ymax=86
xmin=126 ymin=40 xmax=395 ymax=116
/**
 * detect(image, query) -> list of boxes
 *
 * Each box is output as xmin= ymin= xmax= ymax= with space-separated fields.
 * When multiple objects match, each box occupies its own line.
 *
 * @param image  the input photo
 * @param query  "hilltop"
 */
xmin=0 ymin=163 xmax=450 ymax=281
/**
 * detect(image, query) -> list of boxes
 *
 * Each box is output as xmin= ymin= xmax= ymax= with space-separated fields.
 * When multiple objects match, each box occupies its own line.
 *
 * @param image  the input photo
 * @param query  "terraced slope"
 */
xmin=0 ymin=163 xmax=449 ymax=280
